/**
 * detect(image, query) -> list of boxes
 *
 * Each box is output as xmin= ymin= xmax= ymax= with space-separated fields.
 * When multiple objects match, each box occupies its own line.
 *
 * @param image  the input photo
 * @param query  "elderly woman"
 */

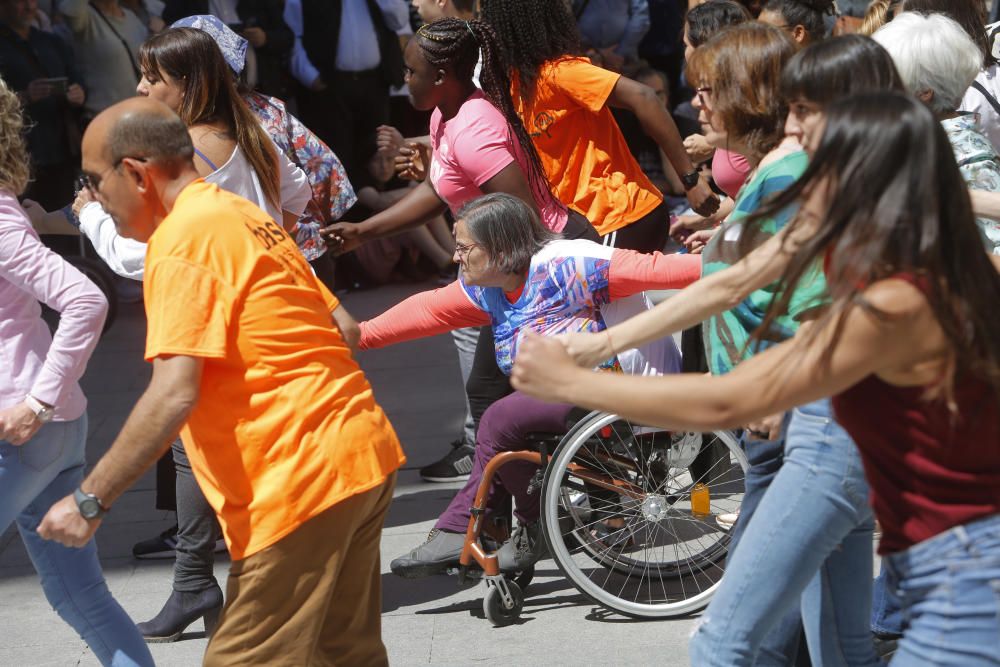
xmin=874 ymin=11 xmax=1000 ymax=254
xmin=360 ymin=193 xmax=700 ymax=576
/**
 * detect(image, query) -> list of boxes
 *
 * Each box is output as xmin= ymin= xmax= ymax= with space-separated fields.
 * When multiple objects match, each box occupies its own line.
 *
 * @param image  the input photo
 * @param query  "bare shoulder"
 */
xmin=861 ymin=277 xmax=930 ymax=318
xmin=187 ymin=124 xmax=236 ymax=176
xmin=991 ymin=254 xmax=1000 ymax=272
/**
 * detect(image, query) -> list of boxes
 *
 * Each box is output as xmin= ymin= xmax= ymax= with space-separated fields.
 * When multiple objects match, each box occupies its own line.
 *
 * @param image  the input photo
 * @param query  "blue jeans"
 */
xmin=884 ymin=513 xmax=1000 ymax=666
xmin=0 ymin=416 xmax=153 ymax=667
xmin=871 ymin=561 xmax=905 ymax=636
xmin=690 ymin=399 xmax=879 ymax=667
xmin=725 ymin=414 xmax=803 ymax=665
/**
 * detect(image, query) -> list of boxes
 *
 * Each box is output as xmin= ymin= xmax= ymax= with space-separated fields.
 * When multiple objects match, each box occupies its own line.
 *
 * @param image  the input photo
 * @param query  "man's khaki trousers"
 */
xmin=204 ymin=472 xmax=397 ymax=666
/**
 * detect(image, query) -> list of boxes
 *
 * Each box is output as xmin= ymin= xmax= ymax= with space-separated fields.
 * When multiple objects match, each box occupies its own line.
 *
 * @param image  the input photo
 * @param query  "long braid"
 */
xmin=416 ymin=19 xmax=564 ymax=214
xmin=479 ymin=0 xmax=581 ymax=98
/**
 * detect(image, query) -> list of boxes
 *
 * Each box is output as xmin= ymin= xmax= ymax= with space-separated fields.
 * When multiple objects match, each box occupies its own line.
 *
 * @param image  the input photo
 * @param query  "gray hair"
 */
xmin=873 ymin=12 xmax=982 ymax=114
xmin=107 ymin=108 xmax=195 ymax=169
xmin=458 ymin=193 xmax=558 ymax=274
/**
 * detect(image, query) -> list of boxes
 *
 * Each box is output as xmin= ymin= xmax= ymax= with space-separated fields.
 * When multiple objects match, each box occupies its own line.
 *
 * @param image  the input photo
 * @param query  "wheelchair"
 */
xmin=456 ymin=409 xmax=747 ymax=627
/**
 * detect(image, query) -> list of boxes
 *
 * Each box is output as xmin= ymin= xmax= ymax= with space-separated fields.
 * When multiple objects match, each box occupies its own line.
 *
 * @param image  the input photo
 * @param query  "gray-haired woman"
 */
xmin=357 ymin=193 xmax=702 ymax=576
xmin=874 ymin=11 xmax=1000 ymax=253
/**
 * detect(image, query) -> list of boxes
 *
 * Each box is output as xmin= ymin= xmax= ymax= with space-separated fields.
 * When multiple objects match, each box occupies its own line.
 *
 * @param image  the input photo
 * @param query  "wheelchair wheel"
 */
xmin=483 ymin=578 xmax=524 ymax=627
xmin=540 ymin=411 xmax=746 ymax=619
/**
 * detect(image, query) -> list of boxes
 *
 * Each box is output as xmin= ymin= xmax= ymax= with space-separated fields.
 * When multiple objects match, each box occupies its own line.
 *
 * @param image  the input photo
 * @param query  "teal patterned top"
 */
xmin=701 ymin=150 xmax=827 ymax=376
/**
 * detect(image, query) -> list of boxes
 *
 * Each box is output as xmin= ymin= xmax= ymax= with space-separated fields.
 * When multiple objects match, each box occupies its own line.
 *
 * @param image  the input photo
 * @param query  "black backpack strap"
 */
xmin=89 ymin=2 xmax=141 ymax=81
xmin=971 ymin=79 xmax=1000 ymax=117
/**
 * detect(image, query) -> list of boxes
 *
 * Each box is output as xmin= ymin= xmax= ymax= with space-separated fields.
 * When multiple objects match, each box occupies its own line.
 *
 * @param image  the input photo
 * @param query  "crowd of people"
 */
xmin=0 ymin=0 xmax=999 ymax=665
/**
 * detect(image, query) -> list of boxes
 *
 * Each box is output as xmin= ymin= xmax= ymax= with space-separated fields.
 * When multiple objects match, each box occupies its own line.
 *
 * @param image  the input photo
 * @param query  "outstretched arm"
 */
xmin=561 ymin=219 xmax=816 ymax=368
xmin=359 ymin=280 xmax=490 ymax=350
xmin=322 ymin=180 xmax=448 ymax=253
xmin=513 ymin=278 xmax=933 ymax=431
xmin=608 ymin=248 xmax=702 ymax=299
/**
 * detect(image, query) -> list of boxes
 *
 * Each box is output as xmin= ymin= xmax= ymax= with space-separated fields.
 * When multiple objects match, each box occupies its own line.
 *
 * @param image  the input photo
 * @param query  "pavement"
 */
xmin=0 ymin=281 xmax=701 ymax=667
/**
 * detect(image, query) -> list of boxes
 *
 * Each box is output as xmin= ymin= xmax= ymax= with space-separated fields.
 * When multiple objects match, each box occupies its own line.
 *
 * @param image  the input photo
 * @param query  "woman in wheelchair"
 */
xmin=357 ymin=192 xmax=701 ymax=578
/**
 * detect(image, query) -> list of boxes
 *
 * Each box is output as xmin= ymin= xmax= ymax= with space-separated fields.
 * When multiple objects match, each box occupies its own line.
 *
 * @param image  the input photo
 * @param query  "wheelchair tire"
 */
xmin=540 ymin=411 xmax=747 ymax=619
xmin=483 ymin=579 xmax=524 ymax=627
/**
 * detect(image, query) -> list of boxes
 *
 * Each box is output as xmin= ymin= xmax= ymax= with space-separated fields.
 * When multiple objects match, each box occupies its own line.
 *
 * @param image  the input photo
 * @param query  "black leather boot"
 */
xmin=136 ymin=585 xmax=224 ymax=643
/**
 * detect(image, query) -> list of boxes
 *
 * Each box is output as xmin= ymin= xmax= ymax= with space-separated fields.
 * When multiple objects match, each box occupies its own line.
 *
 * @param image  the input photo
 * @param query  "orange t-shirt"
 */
xmin=143 ymin=181 xmax=405 ymax=560
xmin=512 ymin=56 xmax=663 ymax=236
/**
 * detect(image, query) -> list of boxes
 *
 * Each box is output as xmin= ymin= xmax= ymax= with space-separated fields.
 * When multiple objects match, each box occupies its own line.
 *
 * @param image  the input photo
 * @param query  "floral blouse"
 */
xmin=942 ymin=113 xmax=1000 ymax=255
xmin=245 ymin=91 xmax=357 ymax=261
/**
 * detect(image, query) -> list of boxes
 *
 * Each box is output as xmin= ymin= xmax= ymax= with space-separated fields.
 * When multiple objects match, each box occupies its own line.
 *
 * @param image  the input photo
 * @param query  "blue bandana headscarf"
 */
xmin=171 ymin=15 xmax=248 ymax=75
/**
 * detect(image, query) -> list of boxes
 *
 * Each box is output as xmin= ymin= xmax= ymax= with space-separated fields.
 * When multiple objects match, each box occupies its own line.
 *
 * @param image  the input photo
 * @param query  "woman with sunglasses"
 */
xmin=513 ymin=90 xmax=1000 ymax=667
xmin=74 ymin=26 xmax=313 ymax=281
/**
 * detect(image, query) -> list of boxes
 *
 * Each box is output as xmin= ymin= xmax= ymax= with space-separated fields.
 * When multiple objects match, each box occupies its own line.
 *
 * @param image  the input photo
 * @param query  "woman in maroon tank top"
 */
xmin=511 ymin=91 xmax=1000 ymax=665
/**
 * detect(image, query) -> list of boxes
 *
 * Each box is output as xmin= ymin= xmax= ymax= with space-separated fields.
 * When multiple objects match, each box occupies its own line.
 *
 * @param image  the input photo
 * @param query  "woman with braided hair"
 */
xmin=323 ymin=18 xmax=600 ymax=469
xmin=480 ymin=0 xmax=720 ymax=253
xmin=322 ymin=17 xmax=597 ymax=254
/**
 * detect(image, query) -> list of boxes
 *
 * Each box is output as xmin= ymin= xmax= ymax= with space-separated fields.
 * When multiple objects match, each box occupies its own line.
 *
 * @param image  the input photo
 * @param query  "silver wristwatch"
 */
xmin=24 ymin=395 xmax=54 ymax=423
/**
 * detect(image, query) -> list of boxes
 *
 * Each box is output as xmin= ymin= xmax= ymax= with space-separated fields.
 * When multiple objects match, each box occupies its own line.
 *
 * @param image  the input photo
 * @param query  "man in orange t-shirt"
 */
xmin=38 ymin=98 xmax=405 ymax=666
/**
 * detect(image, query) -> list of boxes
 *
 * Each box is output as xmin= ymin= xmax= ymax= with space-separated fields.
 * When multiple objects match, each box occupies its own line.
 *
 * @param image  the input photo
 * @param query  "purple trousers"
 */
xmin=435 ymin=391 xmax=574 ymax=533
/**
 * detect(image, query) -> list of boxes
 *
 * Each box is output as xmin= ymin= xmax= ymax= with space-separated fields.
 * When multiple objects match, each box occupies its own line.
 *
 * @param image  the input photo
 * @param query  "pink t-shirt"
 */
xmin=429 ymin=90 xmax=567 ymax=232
xmin=712 ymin=149 xmax=752 ymax=200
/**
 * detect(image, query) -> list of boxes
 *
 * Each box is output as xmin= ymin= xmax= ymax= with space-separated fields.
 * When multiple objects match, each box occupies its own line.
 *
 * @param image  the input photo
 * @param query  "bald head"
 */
xmin=81 ymin=98 xmax=198 ymax=243
xmin=84 ymin=97 xmax=194 ymax=170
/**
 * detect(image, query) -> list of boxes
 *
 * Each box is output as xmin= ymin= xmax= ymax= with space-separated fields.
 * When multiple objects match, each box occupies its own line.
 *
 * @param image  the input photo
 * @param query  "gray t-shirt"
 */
xmin=59 ymin=0 xmax=148 ymax=117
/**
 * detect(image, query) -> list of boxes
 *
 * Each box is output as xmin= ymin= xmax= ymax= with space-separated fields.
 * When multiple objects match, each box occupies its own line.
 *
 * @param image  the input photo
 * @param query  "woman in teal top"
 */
xmin=699 ymin=149 xmax=825 ymax=376
xmin=538 ymin=34 xmax=905 ymax=665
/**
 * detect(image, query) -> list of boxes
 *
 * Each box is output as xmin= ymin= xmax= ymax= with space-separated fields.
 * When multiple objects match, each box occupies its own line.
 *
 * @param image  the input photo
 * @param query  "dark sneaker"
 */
xmin=498 ymin=521 xmax=548 ymax=573
xmin=873 ymin=632 xmax=901 ymax=661
xmin=390 ymin=529 xmax=466 ymax=578
xmin=420 ymin=440 xmax=475 ymax=482
xmin=133 ymin=525 xmax=179 ymax=560
xmin=133 ymin=525 xmax=227 ymax=560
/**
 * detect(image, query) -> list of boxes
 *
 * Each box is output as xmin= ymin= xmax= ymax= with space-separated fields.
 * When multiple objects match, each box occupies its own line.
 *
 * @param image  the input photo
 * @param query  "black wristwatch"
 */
xmin=74 ymin=488 xmax=108 ymax=520
xmin=681 ymin=169 xmax=701 ymax=190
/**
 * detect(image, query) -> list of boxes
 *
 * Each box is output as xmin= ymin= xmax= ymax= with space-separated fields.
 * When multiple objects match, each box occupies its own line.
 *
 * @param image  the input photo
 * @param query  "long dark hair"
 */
xmin=779 ymin=34 xmax=904 ymax=106
xmin=762 ymin=0 xmax=834 ymax=40
xmin=750 ymin=92 xmax=1000 ymax=399
xmin=479 ymin=0 xmax=581 ymax=97
xmin=139 ymin=28 xmax=280 ymax=211
xmin=415 ymin=18 xmax=562 ymax=214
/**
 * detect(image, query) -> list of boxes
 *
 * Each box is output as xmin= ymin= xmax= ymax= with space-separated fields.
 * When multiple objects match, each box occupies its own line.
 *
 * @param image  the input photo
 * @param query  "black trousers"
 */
xmin=600 ymin=201 xmax=670 ymax=254
xmin=295 ymin=69 xmax=390 ymax=189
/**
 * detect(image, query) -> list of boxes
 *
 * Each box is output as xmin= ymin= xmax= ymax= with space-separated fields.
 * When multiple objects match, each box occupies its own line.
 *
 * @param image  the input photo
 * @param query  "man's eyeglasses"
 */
xmin=78 ymin=156 xmax=148 ymax=193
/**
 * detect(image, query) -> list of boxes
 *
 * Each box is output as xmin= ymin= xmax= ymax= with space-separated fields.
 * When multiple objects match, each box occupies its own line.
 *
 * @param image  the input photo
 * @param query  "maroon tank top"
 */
xmin=833 ymin=373 xmax=1000 ymax=553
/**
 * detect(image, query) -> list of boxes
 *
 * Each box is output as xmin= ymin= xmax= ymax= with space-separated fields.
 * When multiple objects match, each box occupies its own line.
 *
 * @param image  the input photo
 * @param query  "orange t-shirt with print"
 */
xmin=512 ymin=56 xmax=663 ymax=236
xmin=143 ymin=180 xmax=405 ymax=560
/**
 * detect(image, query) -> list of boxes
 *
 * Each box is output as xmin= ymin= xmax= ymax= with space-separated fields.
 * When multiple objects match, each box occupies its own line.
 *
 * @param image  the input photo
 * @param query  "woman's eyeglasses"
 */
xmin=454 ymin=240 xmax=480 ymax=258
xmin=695 ymin=86 xmax=713 ymax=110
